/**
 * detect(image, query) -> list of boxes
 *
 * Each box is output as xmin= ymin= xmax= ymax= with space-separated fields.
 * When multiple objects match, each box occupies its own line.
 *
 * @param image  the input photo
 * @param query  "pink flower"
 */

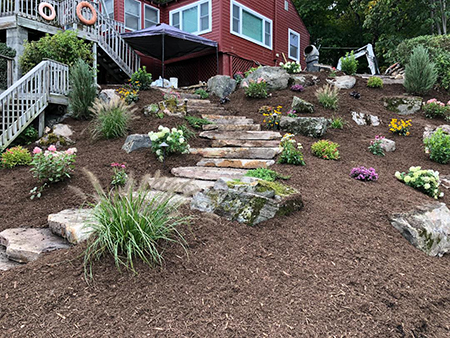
xmin=426 ymin=98 xmax=437 ymax=104
xmin=65 ymin=148 xmax=76 ymax=155
xmin=257 ymin=77 xmax=264 ymax=84
xmin=440 ymin=102 xmax=445 ymax=107
xmin=32 ymin=147 xmax=42 ymax=154
xmin=48 ymin=145 xmax=57 ymax=152
xmin=447 ymin=100 xmax=450 ymax=106
xmin=121 ymin=164 xmax=126 ymax=168
xmin=242 ymin=82 xmax=249 ymax=88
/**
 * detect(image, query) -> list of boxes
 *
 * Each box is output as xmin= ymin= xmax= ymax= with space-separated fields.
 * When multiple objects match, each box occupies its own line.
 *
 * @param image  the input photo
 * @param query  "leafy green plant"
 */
xmin=330 ymin=116 xmax=347 ymax=129
xmin=13 ymin=126 xmax=39 ymax=146
xmin=195 ymin=89 xmax=209 ymax=99
xmin=175 ymin=124 xmax=196 ymax=140
xmin=68 ymin=59 xmax=97 ymax=119
xmin=340 ymin=51 xmax=358 ymax=75
xmin=1 ymin=146 xmax=32 ymax=168
xmin=0 ymin=43 xmax=16 ymax=90
xmin=277 ymin=133 xmax=306 ymax=165
xmin=311 ymin=140 xmax=340 ymax=160
xmin=368 ymin=135 xmax=385 ymax=156
xmin=110 ymin=162 xmax=128 ymax=187
xmin=30 ymin=145 xmax=76 ymax=183
xmin=404 ymin=45 xmax=437 ymax=95
xmin=185 ymin=116 xmax=212 ymax=130
xmin=316 ymin=84 xmax=339 ymax=110
xmin=367 ymin=76 xmax=383 ymax=88
xmin=244 ymin=168 xmax=290 ymax=181
xmin=424 ymin=128 xmax=450 ymax=164
xmin=90 ymin=98 xmax=132 ymax=139
xmin=423 ymin=99 xmax=450 ymax=119
xmin=244 ymin=66 xmax=260 ymax=77
xmin=130 ymin=66 xmax=152 ymax=90
xmin=243 ymin=78 xmax=268 ymax=99
xmin=148 ymin=126 xmax=190 ymax=162
xmin=395 ymin=166 xmax=443 ymax=199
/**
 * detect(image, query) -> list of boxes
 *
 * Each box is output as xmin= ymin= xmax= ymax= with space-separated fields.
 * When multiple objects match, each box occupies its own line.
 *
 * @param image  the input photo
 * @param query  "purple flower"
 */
xmin=350 ymin=166 xmax=379 ymax=181
xmin=290 ymin=84 xmax=305 ymax=92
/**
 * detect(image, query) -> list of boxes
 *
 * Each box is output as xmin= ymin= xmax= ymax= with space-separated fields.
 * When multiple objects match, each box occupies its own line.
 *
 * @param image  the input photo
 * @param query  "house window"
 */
xmin=144 ymin=5 xmax=159 ymax=28
xmin=103 ymin=0 xmax=114 ymax=19
xmin=288 ymin=29 xmax=300 ymax=61
xmin=284 ymin=0 xmax=289 ymax=11
xmin=124 ymin=0 xmax=141 ymax=31
xmin=231 ymin=1 xmax=272 ymax=49
xmin=169 ymin=0 xmax=211 ymax=35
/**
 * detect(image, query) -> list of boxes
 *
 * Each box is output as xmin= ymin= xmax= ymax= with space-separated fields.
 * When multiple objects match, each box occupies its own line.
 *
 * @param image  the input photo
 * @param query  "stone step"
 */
xmin=212 ymin=139 xmax=281 ymax=148
xmin=202 ymin=114 xmax=248 ymax=120
xmin=187 ymin=107 xmax=225 ymax=114
xmin=147 ymin=177 xmax=215 ymax=196
xmin=0 ymin=228 xmax=71 ymax=263
xmin=187 ymin=99 xmax=217 ymax=107
xmin=0 ymin=246 xmax=21 ymax=271
xmin=171 ymin=167 xmax=248 ymax=181
xmin=190 ymin=147 xmax=281 ymax=159
xmin=48 ymin=209 xmax=94 ymax=245
xmin=143 ymin=190 xmax=191 ymax=205
xmin=197 ymin=158 xmax=275 ymax=169
xmin=202 ymin=117 xmax=254 ymax=125
xmin=202 ymin=124 xmax=261 ymax=131
xmin=200 ymin=131 xmax=282 ymax=140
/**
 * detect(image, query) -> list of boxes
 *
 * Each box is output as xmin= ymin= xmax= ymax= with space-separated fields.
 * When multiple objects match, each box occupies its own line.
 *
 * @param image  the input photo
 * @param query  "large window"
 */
xmin=231 ymin=1 xmax=272 ymax=49
xmin=169 ymin=0 xmax=211 ymax=35
xmin=124 ymin=0 xmax=141 ymax=31
xmin=144 ymin=5 xmax=159 ymax=28
xmin=288 ymin=29 xmax=300 ymax=61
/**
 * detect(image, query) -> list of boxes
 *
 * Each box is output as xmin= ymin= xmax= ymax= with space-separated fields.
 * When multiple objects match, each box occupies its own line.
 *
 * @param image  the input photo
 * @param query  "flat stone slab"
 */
xmin=0 ymin=246 xmax=21 ymax=271
xmin=197 ymin=158 xmax=275 ymax=169
xmin=212 ymin=139 xmax=281 ymax=148
xmin=0 ymin=228 xmax=71 ymax=263
xmin=190 ymin=147 xmax=281 ymax=159
xmin=202 ymin=124 xmax=261 ymax=131
xmin=201 ymin=117 xmax=254 ymax=125
xmin=48 ymin=209 xmax=94 ymax=244
xmin=202 ymin=114 xmax=249 ymax=120
xmin=147 ymin=177 xmax=215 ymax=196
xmin=143 ymin=190 xmax=191 ymax=205
xmin=187 ymin=108 xmax=225 ymax=114
xmin=171 ymin=167 xmax=248 ymax=181
xmin=200 ymin=131 xmax=282 ymax=140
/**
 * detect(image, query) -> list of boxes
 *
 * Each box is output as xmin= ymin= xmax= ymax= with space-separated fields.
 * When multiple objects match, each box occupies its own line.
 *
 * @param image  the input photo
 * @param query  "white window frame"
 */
xmin=230 ymin=0 xmax=273 ymax=50
xmin=169 ymin=0 xmax=212 ymax=35
xmin=288 ymin=28 xmax=300 ymax=61
xmin=144 ymin=4 xmax=160 ymax=29
xmin=124 ymin=0 xmax=141 ymax=31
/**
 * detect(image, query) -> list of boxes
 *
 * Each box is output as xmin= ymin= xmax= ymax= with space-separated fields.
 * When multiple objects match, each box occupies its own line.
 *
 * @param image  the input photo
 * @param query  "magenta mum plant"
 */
xmin=290 ymin=84 xmax=305 ymax=92
xmin=349 ymin=166 xmax=379 ymax=181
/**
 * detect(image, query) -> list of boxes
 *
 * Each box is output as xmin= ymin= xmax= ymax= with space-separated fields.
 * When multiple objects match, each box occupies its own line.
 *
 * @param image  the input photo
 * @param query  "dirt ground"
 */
xmin=0 ymin=72 xmax=449 ymax=337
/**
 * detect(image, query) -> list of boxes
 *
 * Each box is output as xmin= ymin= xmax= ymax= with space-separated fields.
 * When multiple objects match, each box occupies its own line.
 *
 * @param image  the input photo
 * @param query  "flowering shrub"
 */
xmin=130 ymin=66 xmax=152 ymax=90
xmin=316 ymin=84 xmax=339 ymax=110
xmin=311 ymin=140 xmax=340 ymax=160
xmin=350 ymin=166 xmax=379 ymax=181
xmin=261 ymin=105 xmax=282 ymax=130
xmin=367 ymin=76 xmax=383 ymax=88
xmin=148 ymin=126 xmax=189 ymax=162
xmin=280 ymin=61 xmax=301 ymax=74
xmin=234 ymin=72 xmax=244 ymax=85
xmin=1 ymin=146 xmax=32 ymax=168
xmin=243 ymin=78 xmax=268 ymax=98
xmin=422 ymin=98 xmax=450 ymax=119
xmin=290 ymin=84 xmax=305 ymax=92
xmin=31 ymin=145 xmax=77 ymax=183
xmin=329 ymin=67 xmax=337 ymax=78
xmin=368 ymin=135 xmax=385 ymax=156
xmin=424 ymin=128 xmax=450 ymax=164
xmin=389 ymin=118 xmax=411 ymax=136
xmin=395 ymin=166 xmax=444 ymax=199
xmin=287 ymin=109 xmax=298 ymax=118
xmin=110 ymin=162 xmax=127 ymax=187
xmin=163 ymin=90 xmax=181 ymax=105
xmin=277 ymin=133 xmax=305 ymax=165
xmin=117 ymin=84 xmax=139 ymax=104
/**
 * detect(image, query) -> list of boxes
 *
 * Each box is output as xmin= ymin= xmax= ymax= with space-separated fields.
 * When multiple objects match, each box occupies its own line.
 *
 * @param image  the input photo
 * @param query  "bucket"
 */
xmin=169 ymin=77 xmax=178 ymax=89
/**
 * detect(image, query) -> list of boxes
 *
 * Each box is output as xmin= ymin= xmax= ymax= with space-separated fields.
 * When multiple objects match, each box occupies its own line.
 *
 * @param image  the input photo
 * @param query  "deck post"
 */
xmin=92 ymin=43 xmax=98 ymax=85
xmin=38 ymin=112 xmax=45 ymax=137
xmin=6 ymin=26 xmax=28 ymax=82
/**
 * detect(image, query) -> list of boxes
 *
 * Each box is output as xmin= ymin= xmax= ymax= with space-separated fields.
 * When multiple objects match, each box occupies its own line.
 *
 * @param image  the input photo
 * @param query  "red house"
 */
xmin=106 ymin=0 xmax=310 ymax=85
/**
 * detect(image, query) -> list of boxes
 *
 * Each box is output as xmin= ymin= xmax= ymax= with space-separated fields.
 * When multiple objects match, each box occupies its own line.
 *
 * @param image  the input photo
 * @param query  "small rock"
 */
xmin=122 ymin=134 xmax=152 ymax=153
xmin=291 ymin=96 xmax=315 ymax=114
xmin=98 ymin=89 xmax=120 ymax=103
xmin=290 ymin=74 xmax=320 ymax=87
xmin=379 ymin=138 xmax=396 ymax=152
xmin=0 ymin=246 xmax=20 ymax=271
xmin=328 ymin=76 xmax=356 ymax=89
xmin=207 ymin=75 xmax=237 ymax=98
xmin=48 ymin=209 xmax=94 ymax=244
xmin=280 ymin=116 xmax=331 ymax=138
xmin=351 ymin=111 xmax=381 ymax=126
xmin=52 ymin=124 xmax=73 ymax=138
xmin=441 ymin=175 xmax=450 ymax=190
xmin=382 ymin=96 xmax=422 ymax=115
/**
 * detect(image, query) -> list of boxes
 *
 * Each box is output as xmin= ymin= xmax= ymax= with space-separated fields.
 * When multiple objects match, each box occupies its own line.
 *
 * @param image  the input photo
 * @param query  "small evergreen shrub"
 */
xmin=404 ymin=46 xmax=437 ymax=95
xmin=395 ymin=166 xmax=443 ymax=199
xmin=367 ymin=76 xmax=383 ymax=88
xmin=340 ymin=51 xmax=358 ymax=75
xmin=185 ymin=116 xmax=212 ymax=130
xmin=68 ymin=59 xmax=97 ymax=119
xmin=243 ymin=78 xmax=268 ymax=99
xmin=1 ymin=146 xmax=32 ymax=168
xmin=316 ymin=84 xmax=339 ymax=110
xmin=244 ymin=168 xmax=290 ymax=181
xmin=311 ymin=140 xmax=340 ymax=160
xmin=195 ymin=89 xmax=209 ymax=99
xmin=277 ymin=133 xmax=306 ymax=165
xmin=130 ymin=66 xmax=152 ymax=90
xmin=424 ymin=128 xmax=450 ymax=164
xmin=349 ymin=166 xmax=379 ymax=181
xmin=90 ymin=98 xmax=132 ymax=139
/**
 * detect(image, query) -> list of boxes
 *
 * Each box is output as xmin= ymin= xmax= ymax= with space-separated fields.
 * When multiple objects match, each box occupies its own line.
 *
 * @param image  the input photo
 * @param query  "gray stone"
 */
xmin=189 ymin=147 xmax=281 ymax=159
xmin=389 ymin=203 xmax=450 ymax=257
xmin=423 ymin=125 xmax=450 ymax=141
xmin=122 ymin=134 xmax=152 ymax=153
xmin=382 ymin=96 xmax=422 ymax=115
xmin=200 ymin=131 xmax=282 ymax=140
xmin=327 ymin=76 xmax=356 ymax=89
xmin=147 ymin=177 xmax=215 ymax=196
xmin=143 ymin=103 xmax=159 ymax=116
xmin=242 ymin=66 xmax=290 ymax=90
xmin=99 ymin=89 xmax=120 ymax=103
xmin=291 ymin=96 xmax=315 ymax=114
xmin=280 ymin=116 xmax=331 ymax=138
xmin=0 ymin=246 xmax=20 ymax=271
xmin=0 ymin=228 xmax=71 ymax=263
xmin=48 ymin=209 xmax=94 ymax=244
xmin=52 ymin=124 xmax=73 ymax=138
xmin=290 ymin=74 xmax=320 ymax=87
xmin=441 ymin=175 xmax=450 ymax=190
xmin=197 ymin=158 xmax=275 ymax=169
xmin=351 ymin=111 xmax=381 ymax=126
xmin=171 ymin=167 xmax=248 ymax=180
xmin=207 ymin=75 xmax=237 ymax=98
xmin=142 ymin=190 xmax=191 ymax=206
xmin=379 ymin=138 xmax=396 ymax=152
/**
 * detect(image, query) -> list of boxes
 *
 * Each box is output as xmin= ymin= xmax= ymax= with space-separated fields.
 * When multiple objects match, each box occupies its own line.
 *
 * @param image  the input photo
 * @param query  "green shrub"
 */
xmin=130 ymin=66 xmax=152 ymax=90
xmin=12 ymin=126 xmax=38 ymax=146
xmin=340 ymin=51 xmax=358 ymax=75
xmin=244 ymin=168 xmax=290 ymax=181
xmin=90 ymin=98 xmax=132 ymax=139
xmin=311 ymin=140 xmax=340 ymax=160
xmin=403 ymin=46 xmax=437 ymax=95
xmin=83 ymin=174 xmax=190 ymax=277
xmin=422 ymin=99 xmax=450 ymax=119
xmin=1 ymin=146 xmax=32 ymax=168
xmin=277 ymin=133 xmax=305 ymax=165
xmin=195 ymin=89 xmax=209 ymax=99
xmin=69 ymin=59 xmax=97 ymax=119
xmin=424 ymin=128 xmax=450 ymax=164
xmin=148 ymin=126 xmax=190 ymax=162
xmin=0 ymin=43 xmax=16 ymax=90
xmin=395 ymin=166 xmax=443 ymax=199
xmin=367 ymin=76 xmax=383 ymax=88
xmin=185 ymin=116 xmax=212 ymax=130
xmin=244 ymin=79 xmax=268 ymax=99
xmin=20 ymin=30 xmax=93 ymax=74
xmin=330 ymin=116 xmax=347 ymax=129
xmin=316 ymin=84 xmax=339 ymax=110
xmin=175 ymin=123 xmax=196 ymax=140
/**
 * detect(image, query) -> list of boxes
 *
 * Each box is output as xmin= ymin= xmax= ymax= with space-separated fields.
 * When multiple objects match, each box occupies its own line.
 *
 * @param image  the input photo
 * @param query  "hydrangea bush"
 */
xmin=31 ymin=145 xmax=77 ymax=183
xmin=350 ymin=166 xmax=379 ymax=181
xmin=395 ymin=166 xmax=444 ymax=199
xmin=280 ymin=61 xmax=301 ymax=74
xmin=148 ymin=126 xmax=189 ymax=162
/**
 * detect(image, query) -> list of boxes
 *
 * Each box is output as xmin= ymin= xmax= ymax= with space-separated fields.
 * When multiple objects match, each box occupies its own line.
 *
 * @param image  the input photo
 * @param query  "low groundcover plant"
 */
xmin=395 ymin=166 xmax=444 ymax=199
xmin=350 ymin=166 xmax=379 ymax=181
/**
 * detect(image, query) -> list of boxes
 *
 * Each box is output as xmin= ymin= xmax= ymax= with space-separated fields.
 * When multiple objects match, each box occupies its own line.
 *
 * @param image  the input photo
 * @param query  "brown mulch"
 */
xmin=1 ymin=74 xmax=450 ymax=337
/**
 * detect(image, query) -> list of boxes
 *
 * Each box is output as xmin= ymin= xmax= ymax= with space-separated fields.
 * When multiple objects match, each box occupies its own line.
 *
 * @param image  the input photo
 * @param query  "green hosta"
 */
xmin=148 ymin=126 xmax=190 ymax=162
xmin=395 ymin=166 xmax=444 ymax=199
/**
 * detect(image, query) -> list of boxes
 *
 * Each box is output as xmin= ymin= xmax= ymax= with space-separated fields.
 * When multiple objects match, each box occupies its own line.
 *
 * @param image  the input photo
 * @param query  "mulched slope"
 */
xmin=1 ymin=74 xmax=450 ymax=337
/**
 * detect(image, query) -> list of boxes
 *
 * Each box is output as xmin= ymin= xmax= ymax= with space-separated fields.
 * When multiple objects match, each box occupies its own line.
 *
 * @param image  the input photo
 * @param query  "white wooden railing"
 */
xmin=0 ymin=59 xmax=69 ymax=149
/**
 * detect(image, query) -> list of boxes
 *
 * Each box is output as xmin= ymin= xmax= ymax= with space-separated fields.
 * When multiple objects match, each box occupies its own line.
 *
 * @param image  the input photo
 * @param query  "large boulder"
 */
xmin=207 ymin=75 xmax=237 ymax=98
xmin=122 ymin=134 xmax=152 ymax=153
xmin=327 ymin=75 xmax=356 ymax=89
xmin=389 ymin=203 xmax=450 ymax=257
xmin=242 ymin=66 xmax=290 ymax=90
xmin=292 ymin=96 xmax=315 ymax=114
xmin=191 ymin=178 xmax=303 ymax=226
xmin=382 ymin=96 xmax=422 ymax=115
xmin=280 ymin=116 xmax=331 ymax=138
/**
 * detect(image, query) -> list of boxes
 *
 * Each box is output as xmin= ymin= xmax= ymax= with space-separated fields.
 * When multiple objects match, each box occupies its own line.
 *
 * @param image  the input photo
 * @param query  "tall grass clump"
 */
xmin=90 ymin=98 xmax=134 ymax=139
xmin=315 ymin=84 xmax=339 ymax=110
xmin=69 ymin=59 xmax=97 ymax=119
xmin=83 ymin=171 xmax=190 ymax=277
xmin=404 ymin=46 xmax=438 ymax=95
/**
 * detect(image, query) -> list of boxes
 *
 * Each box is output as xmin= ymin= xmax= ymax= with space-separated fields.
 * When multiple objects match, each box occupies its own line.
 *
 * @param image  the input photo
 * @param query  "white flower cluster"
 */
xmin=395 ymin=166 xmax=444 ymax=199
xmin=148 ymin=126 xmax=188 ymax=162
xmin=279 ymin=61 xmax=302 ymax=74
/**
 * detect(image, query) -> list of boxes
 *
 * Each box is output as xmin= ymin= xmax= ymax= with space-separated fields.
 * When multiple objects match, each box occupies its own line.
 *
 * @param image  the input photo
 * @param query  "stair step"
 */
xmin=202 ymin=124 xmax=261 ymax=131
xmin=171 ymin=167 xmax=248 ymax=181
xmin=189 ymin=147 xmax=281 ymax=159
xmin=200 ymin=131 xmax=282 ymax=140
xmin=211 ymin=139 xmax=281 ymax=148
xmin=202 ymin=118 xmax=254 ymax=125
xmin=187 ymin=108 xmax=225 ymax=114
xmin=48 ymin=209 xmax=94 ymax=245
xmin=147 ymin=177 xmax=215 ymax=196
xmin=143 ymin=190 xmax=191 ymax=205
xmin=187 ymin=99 xmax=216 ymax=106
xmin=197 ymin=158 xmax=275 ymax=169
xmin=202 ymin=114 xmax=248 ymax=120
